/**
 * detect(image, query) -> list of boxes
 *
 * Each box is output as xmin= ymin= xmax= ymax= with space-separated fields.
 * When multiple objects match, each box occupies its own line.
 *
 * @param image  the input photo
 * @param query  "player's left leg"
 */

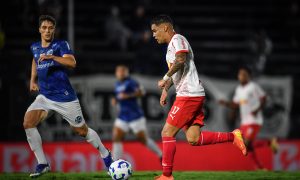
xmin=135 ymin=131 xmax=162 ymax=158
xmin=184 ymin=125 xmax=247 ymax=155
xmin=182 ymin=98 xmax=247 ymax=155
xmin=185 ymin=124 xmax=234 ymax=146
xmin=130 ymin=117 xmax=162 ymax=159
xmin=53 ymin=99 xmax=113 ymax=169
xmin=71 ymin=124 xmax=113 ymax=168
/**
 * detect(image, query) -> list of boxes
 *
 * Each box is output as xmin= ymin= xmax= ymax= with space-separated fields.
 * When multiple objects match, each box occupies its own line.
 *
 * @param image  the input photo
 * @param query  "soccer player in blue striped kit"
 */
xmin=23 ymin=15 xmax=113 ymax=177
xmin=111 ymin=65 xmax=162 ymax=161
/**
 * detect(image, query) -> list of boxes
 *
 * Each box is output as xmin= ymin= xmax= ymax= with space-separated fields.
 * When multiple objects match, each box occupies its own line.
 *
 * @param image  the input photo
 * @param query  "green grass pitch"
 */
xmin=1 ymin=171 xmax=300 ymax=180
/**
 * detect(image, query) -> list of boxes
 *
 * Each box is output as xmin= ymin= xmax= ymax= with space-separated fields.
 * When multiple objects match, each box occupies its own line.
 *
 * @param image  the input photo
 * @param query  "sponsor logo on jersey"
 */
xmin=46 ymin=49 xmax=53 ymax=55
xmin=64 ymin=91 xmax=69 ymax=95
xmin=37 ymin=61 xmax=55 ymax=69
xmin=116 ymin=85 xmax=126 ymax=92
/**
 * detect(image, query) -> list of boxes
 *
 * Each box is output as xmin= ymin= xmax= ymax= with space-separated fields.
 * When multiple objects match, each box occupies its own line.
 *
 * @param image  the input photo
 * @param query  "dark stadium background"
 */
xmin=0 ymin=0 xmax=300 ymax=142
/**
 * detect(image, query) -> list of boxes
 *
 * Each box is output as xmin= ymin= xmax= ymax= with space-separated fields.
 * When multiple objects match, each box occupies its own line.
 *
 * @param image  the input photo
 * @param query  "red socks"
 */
xmin=197 ymin=131 xmax=234 ymax=145
xmin=161 ymin=132 xmax=233 ymax=176
xmin=162 ymin=137 xmax=176 ymax=177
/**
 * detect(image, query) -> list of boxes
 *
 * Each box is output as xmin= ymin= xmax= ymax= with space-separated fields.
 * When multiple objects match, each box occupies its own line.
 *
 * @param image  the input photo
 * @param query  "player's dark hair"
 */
xmin=239 ymin=66 xmax=252 ymax=76
xmin=116 ymin=64 xmax=129 ymax=70
xmin=39 ymin=15 xmax=56 ymax=27
xmin=151 ymin=14 xmax=173 ymax=26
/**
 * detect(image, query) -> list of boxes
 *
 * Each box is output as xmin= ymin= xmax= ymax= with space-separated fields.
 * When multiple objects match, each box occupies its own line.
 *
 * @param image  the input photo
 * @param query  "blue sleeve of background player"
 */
xmin=59 ymin=41 xmax=73 ymax=56
xmin=130 ymin=79 xmax=140 ymax=91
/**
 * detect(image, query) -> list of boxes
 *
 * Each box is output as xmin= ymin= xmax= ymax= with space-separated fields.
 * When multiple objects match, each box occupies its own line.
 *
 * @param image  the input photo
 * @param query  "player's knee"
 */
xmin=23 ymin=121 xmax=34 ymax=129
xmin=74 ymin=127 xmax=88 ymax=137
xmin=23 ymin=116 xmax=36 ymax=129
xmin=113 ymin=129 xmax=125 ymax=142
xmin=161 ymin=127 xmax=175 ymax=137
xmin=137 ymin=136 xmax=147 ymax=144
xmin=161 ymin=129 xmax=168 ymax=137
xmin=187 ymin=136 xmax=199 ymax=146
xmin=113 ymin=135 xmax=124 ymax=142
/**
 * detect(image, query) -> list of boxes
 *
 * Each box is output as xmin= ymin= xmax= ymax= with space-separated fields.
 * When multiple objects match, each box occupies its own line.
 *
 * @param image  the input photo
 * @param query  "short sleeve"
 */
xmin=130 ymin=79 xmax=140 ymax=91
xmin=172 ymin=36 xmax=189 ymax=54
xmin=30 ymin=44 xmax=35 ymax=55
xmin=255 ymin=84 xmax=266 ymax=98
xmin=59 ymin=41 xmax=73 ymax=56
xmin=233 ymin=88 xmax=240 ymax=104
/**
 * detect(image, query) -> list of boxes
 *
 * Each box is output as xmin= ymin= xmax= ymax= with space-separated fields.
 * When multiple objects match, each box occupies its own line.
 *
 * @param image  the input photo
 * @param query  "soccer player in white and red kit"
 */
xmin=219 ymin=67 xmax=278 ymax=170
xmin=151 ymin=15 xmax=247 ymax=180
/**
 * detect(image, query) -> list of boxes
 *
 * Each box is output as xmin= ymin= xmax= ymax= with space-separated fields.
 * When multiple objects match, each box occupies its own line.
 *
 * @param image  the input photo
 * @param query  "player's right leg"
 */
xmin=24 ymin=108 xmax=50 ymax=177
xmin=112 ymin=123 xmax=127 ymax=160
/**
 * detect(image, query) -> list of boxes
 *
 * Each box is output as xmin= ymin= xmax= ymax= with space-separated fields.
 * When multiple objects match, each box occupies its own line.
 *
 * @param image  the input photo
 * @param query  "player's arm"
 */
xmin=252 ymin=96 xmax=267 ymax=116
xmin=39 ymin=54 xmax=76 ymax=69
xmin=158 ymin=53 xmax=186 ymax=89
xmin=118 ymin=88 xmax=144 ymax=100
xmin=30 ymin=58 xmax=39 ymax=92
xmin=111 ymin=97 xmax=117 ymax=106
xmin=218 ymin=100 xmax=239 ymax=109
xmin=159 ymin=79 xmax=173 ymax=107
xmin=164 ymin=78 xmax=173 ymax=92
xmin=166 ymin=53 xmax=186 ymax=77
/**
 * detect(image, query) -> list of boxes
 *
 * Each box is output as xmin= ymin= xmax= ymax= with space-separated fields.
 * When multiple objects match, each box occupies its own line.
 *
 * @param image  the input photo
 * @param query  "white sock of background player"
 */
xmin=86 ymin=128 xmax=109 ymax=158
xmin=146 ymin=138 xmax=162 ymax=158
xmin=25 ymin=128 xmax=48 ymax=164
xmin=112 ymin=142 xmax=123 ymax=160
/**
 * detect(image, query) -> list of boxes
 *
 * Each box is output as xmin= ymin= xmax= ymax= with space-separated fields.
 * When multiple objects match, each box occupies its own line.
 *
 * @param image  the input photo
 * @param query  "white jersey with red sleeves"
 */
xmin=166 ymin=34 xmax=205 ymax=97
xmin=233 ymin=81 xmax=266 ymax=125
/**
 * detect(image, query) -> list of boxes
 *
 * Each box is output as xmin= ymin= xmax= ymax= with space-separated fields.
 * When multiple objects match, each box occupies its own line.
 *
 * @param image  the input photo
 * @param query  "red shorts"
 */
xmin=166 ymin=96 xmax=205 ymax=130
xmin=240 ymin=124 xmax=261 ymax=141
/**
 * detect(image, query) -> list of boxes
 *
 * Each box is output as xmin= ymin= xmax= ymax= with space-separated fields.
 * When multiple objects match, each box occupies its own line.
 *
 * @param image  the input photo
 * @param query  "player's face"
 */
xmin=115 ymin=66 xmax=129 ymax=81
xmin=151 ymin=24 xmax=166 ymax=44
xmin=238 ymin=69 xmax=250 ymax=84
xmin=39 ymin=21 xmax=55 ymax=42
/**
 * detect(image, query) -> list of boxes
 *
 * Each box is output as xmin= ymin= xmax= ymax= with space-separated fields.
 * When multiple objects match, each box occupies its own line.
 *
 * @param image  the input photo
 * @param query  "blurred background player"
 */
xmin=23 ymin=15 xmax=113 ymax=177
xmin=111 ymin=65 xmax=162 ymax=161
xmin=219 ymin=67 xmax=279 ymax=170
xmin=151 ymin=15 xmax=247 ymax=180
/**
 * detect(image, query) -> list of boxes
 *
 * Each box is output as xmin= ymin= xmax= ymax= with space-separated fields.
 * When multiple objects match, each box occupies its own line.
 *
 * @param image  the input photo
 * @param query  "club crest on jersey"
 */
xmin=46 ymin=49 xmax=53 ymax=55
xmin=75 ymin=116 xmax=83 ymax=124
xmin=116 ymin=85 xmax=126 ymax=92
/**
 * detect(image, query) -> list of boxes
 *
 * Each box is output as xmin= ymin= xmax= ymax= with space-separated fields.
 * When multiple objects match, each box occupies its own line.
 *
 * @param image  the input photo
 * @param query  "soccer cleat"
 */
xmin=154 ymin=174 xmax=174 ymax=180
xmin=232 ymin=129 xmax=247 ymax=156
xmin=29 ymin=163 xmax=50 ymax=178
xmin=102 ymin=150 xmax=114 ymax=169
xmin=270 ymin=138 xmax=279 ymax=154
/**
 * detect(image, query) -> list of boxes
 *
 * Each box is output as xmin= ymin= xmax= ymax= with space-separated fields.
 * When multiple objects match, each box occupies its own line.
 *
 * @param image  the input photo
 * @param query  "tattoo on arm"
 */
xmin=164 ymin=79 xmax=173 ymax=91
xmin=166 ymin=53 xmax=187 ymax=77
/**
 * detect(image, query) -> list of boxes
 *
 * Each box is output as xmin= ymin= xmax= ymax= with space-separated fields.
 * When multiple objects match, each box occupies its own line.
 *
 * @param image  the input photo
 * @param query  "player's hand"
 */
xmin=30 ymin=81 xmax=39 ymax=92
xmin=160 ymin=89 xmax=168 ymax=106
xmin=218 ymin=99 xmax=227 ymax=106
xmin=39 ymin=54 xmax=55 ymax=62
xmin=251 ymin=110 xmax=258 ymax=117
xmin=118 ymin=93 xmax=131 ymax=100
xmin=111 ymin=97 xmax=117 ymax=106
xmin=158 ymin=79 xmax=167 ymax=89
